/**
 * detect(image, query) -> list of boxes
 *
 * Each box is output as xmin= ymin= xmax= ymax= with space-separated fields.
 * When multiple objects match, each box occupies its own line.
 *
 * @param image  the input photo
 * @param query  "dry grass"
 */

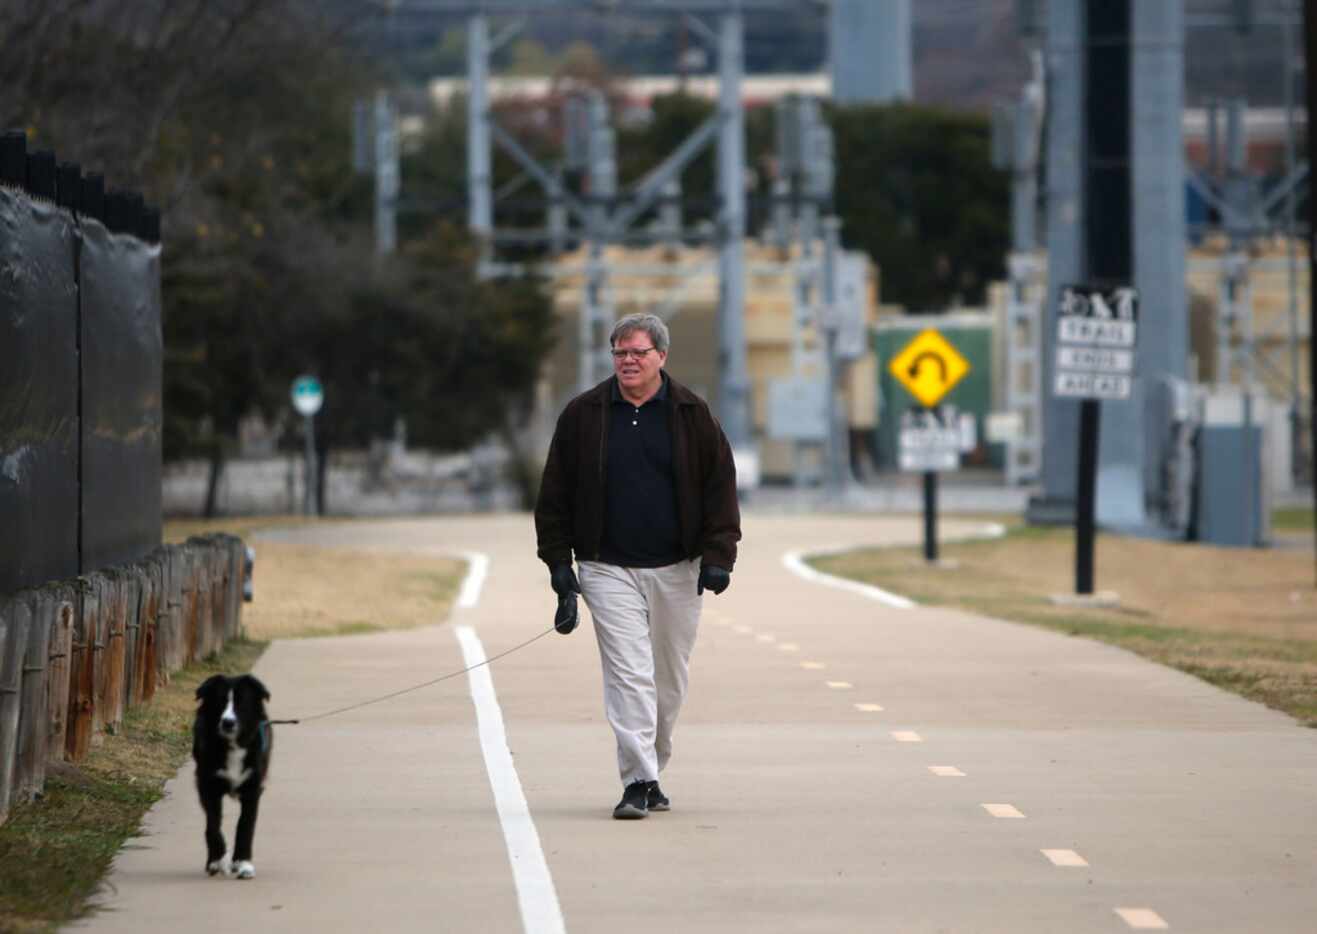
xmin=812 ymin=521 xmax=1317 ymax=725
xmin=165 ymin=517 xmax=465 ymax=639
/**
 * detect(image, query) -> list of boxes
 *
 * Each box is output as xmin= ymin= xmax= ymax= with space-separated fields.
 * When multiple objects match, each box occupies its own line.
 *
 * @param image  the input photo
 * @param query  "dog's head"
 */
xmin=196 ymin=674 xmax=270 ymax=743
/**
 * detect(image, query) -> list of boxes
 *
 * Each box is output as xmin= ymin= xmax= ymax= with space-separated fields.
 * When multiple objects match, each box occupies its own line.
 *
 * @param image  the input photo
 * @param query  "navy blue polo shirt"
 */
xmin=598 ymin=373 xmax=684 ymax=568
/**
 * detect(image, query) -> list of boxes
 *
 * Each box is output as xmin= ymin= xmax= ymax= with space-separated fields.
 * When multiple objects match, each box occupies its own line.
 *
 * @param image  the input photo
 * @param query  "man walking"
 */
xmin=535 ymin=313 xmax=741 ymax=820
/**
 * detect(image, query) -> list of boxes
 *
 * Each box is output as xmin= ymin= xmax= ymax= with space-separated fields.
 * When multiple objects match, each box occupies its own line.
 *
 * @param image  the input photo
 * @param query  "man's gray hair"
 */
xmin=609 ymin=313 xmax=670 ymax=353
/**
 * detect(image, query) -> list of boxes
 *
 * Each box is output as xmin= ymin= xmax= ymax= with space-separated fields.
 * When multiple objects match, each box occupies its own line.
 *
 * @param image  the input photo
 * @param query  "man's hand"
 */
xmin=697 ymin=565 xmax=730 ymax=596
xmin=554 ymin=592 xmax=579 ymax=635
xmin=550 ymin=563 xmax=581 ymax=597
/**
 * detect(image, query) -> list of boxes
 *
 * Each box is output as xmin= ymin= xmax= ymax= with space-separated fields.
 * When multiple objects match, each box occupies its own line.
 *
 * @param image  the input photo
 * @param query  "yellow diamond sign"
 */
xmin=888 ymin=328 xmax=971 ymax=408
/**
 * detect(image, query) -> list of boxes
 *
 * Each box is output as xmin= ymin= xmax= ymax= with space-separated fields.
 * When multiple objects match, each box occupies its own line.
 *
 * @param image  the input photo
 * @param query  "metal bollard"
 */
xmin=243 ymin=547 xmax=256 ymax=603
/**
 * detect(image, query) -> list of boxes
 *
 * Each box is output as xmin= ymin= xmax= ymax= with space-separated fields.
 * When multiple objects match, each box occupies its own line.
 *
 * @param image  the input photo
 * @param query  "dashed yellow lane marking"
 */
xmin=853 ymin=703 xmax=884 ymax=712
xmin=825 ymin=681 xmax=853 ymax=690
xmin=1041 ymin=849 xmax=1088 ymax=867
xmin=891 ymin=731 xmax=923 ymax=743
xmin=981 ymin=803 xmax=1025 ymax=819
xmin=800 ymin=661 xmax=827 ymax=670
xmin=732 ymin=624 xmax=752 ymax=634
xmin=928 ymin=766 xmax=965 ymax=777
xmin=1114 ymin=908 xmax=1169 ymax=930
xmin=776 ymin=642 xmax=800 ymax=652
xmin=755 ymin=634 xmax=776 ymax=643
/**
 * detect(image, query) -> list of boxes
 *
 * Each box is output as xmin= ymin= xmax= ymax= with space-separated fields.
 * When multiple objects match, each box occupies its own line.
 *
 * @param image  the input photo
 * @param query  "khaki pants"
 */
xmin=577 ymin=559 xmax=702 ymax=787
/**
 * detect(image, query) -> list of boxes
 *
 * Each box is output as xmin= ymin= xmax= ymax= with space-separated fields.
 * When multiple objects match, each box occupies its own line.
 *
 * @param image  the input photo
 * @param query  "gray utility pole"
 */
xmin=820 ymin=215 xmax=850 ymax=493
xmin=374 ymin=90 xmax=399 ymax=256
xmin=1121 ymin=0 xmax=1186 ymax=528
xmin=1031 ymin=0 xmax=1084 ymax=524
xmin=582 ymin=90 xmax=617 ymax=392
xmin=1218 ymin=99 xmax=1252 ymax=387
xmin=1033 ymin=0 xmax=1187 ymax=531
xmin=993 ymin=49 xmax=1045 ymax=487
xmin=1282 ymin=6 xmax=1303 ymax=484
xmin=829 ymin=0 xmax=911 ymax=104
xmin=351 ymin=92 xmax=400 ymax=256
xmin=466 ymin=13 xmax=493 ymax=252
xmin=771 ymin=94 xmax=846 ymax=490
xmin=717 ymin=5 xmax=751 ymax=448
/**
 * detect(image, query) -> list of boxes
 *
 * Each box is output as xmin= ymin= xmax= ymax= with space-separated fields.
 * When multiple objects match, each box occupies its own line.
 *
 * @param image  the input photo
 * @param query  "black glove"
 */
xmin=554 ymin=591 xmax=579 ymax=635
xmin=549 ymin=563 xmax=580 ymax=597
xmin=698 ymin=564 xmax=730 ymax=596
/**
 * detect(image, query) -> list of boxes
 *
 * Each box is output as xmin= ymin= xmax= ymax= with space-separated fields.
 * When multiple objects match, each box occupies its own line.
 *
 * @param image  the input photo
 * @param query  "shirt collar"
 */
xmin=611 ymin=371 xmax=668 ymax=405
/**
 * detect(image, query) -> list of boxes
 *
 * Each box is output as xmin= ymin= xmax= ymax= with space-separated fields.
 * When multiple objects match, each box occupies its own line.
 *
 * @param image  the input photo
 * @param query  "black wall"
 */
xmin=0 ymin=190 xmax=80 ymax=592
xmin=0 ymin=183 xmax=162 ymax=593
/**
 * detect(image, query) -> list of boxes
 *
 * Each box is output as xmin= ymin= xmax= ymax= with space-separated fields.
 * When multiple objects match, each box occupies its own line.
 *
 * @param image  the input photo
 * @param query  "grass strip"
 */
xmin=0 ymin=638 xmax=267 ymax=932
xmin=810 ymin=523 xmax=1317 ymax=727
xmin=1273 ymin=506 xmax=1315 ymax=532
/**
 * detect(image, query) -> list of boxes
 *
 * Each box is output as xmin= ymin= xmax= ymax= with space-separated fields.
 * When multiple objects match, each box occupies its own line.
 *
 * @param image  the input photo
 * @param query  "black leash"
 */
xmin=266 ymin=625 xmax=559 ymax=725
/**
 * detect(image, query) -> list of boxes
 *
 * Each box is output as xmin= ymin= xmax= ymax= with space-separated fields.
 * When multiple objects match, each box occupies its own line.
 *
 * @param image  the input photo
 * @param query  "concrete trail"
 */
xmin=72 ymin=514 xmax=1317 ymax=933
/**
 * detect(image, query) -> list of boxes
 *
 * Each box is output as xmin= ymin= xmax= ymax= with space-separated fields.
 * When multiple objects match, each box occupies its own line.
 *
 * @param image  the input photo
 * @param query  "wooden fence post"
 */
xmin=0 ymin=595 xmax=32 ymax=824
xmin=207 ymin=541 xmax=225 ymax=656
xmin=183 ymin=549 xmax=200 ymax=665
xmin=101 ymin=571 xmax=127 ymax=734
xmin=119 ymin=568 xmax=141 ymax=715
xmin=45 ymin=587 xmax=75 ymax=763
xmin=88 ymin=574 xmax=111 ymax=738
xmin=156 ymin=547 xmax=180 ymax=679
xmin=224 ymin=536 xmax=243 ymax=640
xmin=66 ymin=578 xmax=96 ymax=762
xmin=18 ymin=590 xmax=51 ymax=800
xmin=134 ymin=558 xmax=161 ymax=705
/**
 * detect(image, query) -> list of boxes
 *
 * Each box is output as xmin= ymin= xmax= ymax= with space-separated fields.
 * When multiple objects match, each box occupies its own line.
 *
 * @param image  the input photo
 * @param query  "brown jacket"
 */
xmin=534 ymin=374 xmax=741 ymax=571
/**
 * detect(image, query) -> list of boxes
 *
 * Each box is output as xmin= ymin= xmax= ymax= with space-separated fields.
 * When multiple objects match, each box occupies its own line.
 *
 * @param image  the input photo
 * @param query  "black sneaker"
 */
xmin=647 ymin=783 xmax=670 ymax=812
xmin=612 ymin=780 xmax=652 ymax=820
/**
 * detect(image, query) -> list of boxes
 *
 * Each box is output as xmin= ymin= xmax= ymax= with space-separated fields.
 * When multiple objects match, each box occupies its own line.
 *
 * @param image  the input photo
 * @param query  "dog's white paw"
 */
xmin=206 ymin=857 xmax=231 ymax=877
xmin=233 ymin=860 xmax=255 ymax=880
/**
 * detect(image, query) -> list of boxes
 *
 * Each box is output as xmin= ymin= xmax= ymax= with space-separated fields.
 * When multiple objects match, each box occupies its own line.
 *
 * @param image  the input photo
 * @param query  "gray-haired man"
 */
xmin=534 ymin=313 xmax=741 ymax=819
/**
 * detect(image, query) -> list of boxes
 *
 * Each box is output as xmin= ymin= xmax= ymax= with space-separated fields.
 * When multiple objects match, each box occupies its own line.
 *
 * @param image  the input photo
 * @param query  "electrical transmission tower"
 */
xmin=402 ymin=0 xmax=814 ymax=452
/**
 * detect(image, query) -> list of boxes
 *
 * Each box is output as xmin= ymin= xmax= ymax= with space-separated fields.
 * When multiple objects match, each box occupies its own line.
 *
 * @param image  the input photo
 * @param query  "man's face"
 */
xmin=612 ymin=329 xmax=667 ymax=396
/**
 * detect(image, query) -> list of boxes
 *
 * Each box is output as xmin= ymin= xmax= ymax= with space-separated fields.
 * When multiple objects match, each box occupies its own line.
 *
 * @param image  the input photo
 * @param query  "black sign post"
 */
xmin=897 ymin=406 xmax=963 ymax=564
xmin=1055 ymin=285 xmax=1139 ymax=595
xmin=1074 ymin=398 xmax=1100 ymax=593
xmin=923 ymin=468 xmax=938 ymax=563
xmin=1070 ymin=0 xmax=1133 ymax=596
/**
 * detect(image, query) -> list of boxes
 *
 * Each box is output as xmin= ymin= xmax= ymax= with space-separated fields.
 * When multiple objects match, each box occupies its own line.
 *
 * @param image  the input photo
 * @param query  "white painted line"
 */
xmin=891 ymin=731 xmax=923 ymax=743
xmin=781 ymin=549 xmax=917 ymax=609
xmin=732 ymin=624 xmax=752 ymax=634
xmin=981 ymin=803 xmax=1026 ymax=819
xmin=825 ymin=681 xmax=853 ymax=690
xmin=777 ymin=642 xmax=800 ymax=652
xmin=801 ymin=661 xmax=827 ymax=670
xmin=456 ymin=625 xmax=564 ymax=934
xmin=1041 ymin=849 xmax=1089 ymax=867
xmin=458 ymin=552 xmax=490 ymax=608
xmin=1114 ymin=908 xmax=1169 ymax=930
xmin=754 ymin=634 xmax=776 ymax=643
xmin=854 ymin=703 xmax=884 ymax=712
xmin=928 ymin=766 xmax=965 ymax=777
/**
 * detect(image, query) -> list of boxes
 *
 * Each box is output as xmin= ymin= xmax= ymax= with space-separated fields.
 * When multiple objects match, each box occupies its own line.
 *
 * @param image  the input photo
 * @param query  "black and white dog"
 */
xmin=193 ymin=674 xmax=273 ymax=880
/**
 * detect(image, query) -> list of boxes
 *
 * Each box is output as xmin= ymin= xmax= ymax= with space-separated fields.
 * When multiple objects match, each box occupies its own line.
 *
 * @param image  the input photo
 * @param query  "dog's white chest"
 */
xmin=216 ymin=743 xmax=251 ymax=793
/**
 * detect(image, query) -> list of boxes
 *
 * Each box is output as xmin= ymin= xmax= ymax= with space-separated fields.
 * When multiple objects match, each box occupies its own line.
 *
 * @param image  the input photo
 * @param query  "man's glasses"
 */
xmin=611 ymin=347 xmax=657 ymax=361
